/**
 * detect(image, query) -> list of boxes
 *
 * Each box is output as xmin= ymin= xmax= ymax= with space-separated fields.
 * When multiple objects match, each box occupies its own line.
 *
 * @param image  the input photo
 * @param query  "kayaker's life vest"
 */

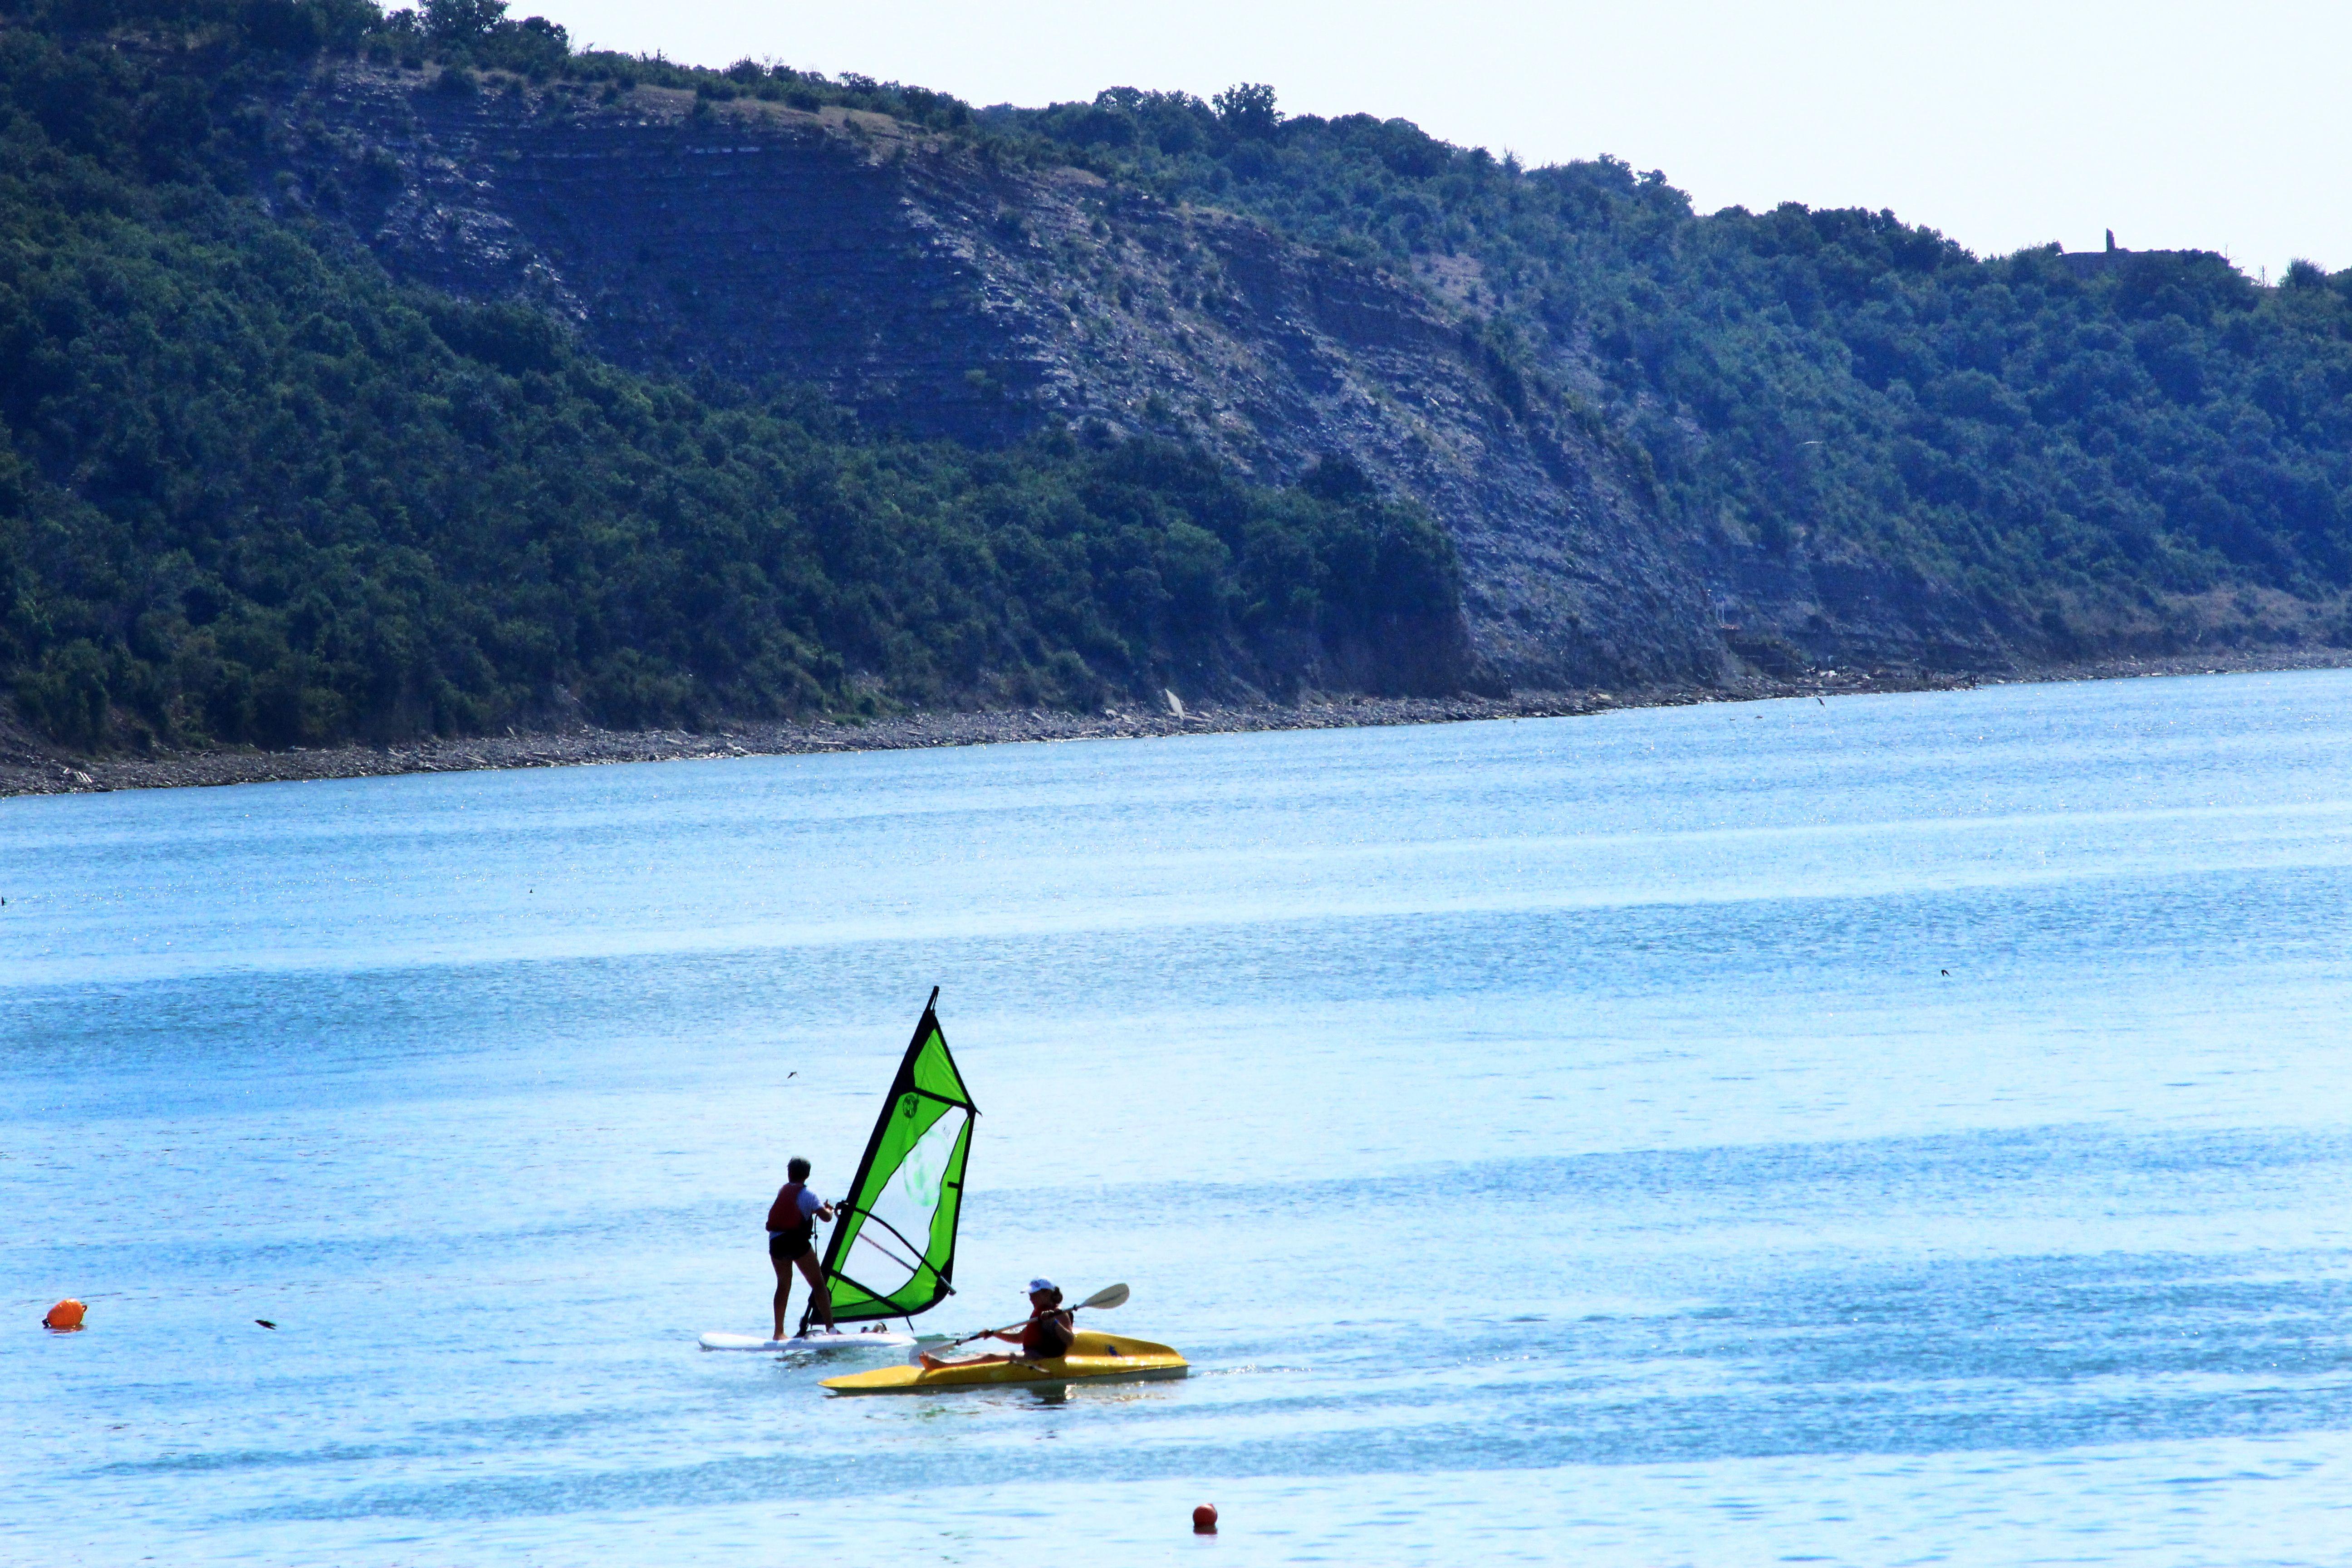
xmin=1020 ymin=1309 xmax=1074 ymax=1360
xmin=767 ymin=1181 xmax=815 ymax=1248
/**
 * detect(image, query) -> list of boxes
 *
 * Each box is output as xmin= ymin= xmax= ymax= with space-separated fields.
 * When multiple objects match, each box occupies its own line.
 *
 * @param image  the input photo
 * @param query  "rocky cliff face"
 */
xmin=262 ymin=64 xmax=2009 ymax=691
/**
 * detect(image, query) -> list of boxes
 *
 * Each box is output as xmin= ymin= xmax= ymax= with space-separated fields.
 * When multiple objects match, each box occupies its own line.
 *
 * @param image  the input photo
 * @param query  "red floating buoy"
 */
xmin=44 ymin=1298 xmax=86 ymax=1332
xmin=1192 ymin=1503 xmax=1218 ymax=1534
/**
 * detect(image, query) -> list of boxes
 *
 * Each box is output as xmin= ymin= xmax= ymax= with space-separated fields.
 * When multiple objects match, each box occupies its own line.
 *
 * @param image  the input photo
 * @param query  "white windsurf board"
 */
xmin=700 ymin=1329 xmax=919 ymax=1352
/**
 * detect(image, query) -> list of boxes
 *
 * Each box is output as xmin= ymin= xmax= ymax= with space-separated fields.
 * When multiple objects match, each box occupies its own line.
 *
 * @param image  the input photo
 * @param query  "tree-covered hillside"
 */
xmin=0 ymin=1 xmax=1462 ymax=751
xmin=1003 ymin=89 xmax=2352 ymax=643
xmin=5 ymin=0 xmax=2352 ymax=757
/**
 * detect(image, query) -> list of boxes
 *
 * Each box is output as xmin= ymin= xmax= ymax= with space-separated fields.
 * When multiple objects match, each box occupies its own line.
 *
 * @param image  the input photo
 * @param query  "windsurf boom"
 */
xmin=800 ymin=988 xmax=977 ymax=1334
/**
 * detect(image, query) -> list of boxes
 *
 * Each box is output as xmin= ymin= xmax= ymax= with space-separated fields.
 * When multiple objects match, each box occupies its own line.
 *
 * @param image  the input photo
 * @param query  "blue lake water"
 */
xmin=6 ymin=670 xmax=2352 ymax=1565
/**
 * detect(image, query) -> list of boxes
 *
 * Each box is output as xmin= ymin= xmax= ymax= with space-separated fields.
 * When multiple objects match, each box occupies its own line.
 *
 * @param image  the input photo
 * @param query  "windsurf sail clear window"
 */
xmin=804 ymin=990 xmax=976 ymax=1328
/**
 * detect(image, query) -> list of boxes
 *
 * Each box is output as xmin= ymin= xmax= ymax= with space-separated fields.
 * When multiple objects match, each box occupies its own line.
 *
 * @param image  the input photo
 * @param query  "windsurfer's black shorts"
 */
xmin=768 ymin=1232 xmax=813 ymax=1266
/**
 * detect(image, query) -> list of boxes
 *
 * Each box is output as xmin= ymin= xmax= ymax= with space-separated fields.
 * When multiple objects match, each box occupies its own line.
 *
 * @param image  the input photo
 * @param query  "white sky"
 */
xmin=524 ymin=0 xmax=2347 ymax=279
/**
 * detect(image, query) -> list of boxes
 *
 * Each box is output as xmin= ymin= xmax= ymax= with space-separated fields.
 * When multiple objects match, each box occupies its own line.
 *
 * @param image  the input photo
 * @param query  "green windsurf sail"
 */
xmin=802 ymin=988 xmax=977 ymax=1329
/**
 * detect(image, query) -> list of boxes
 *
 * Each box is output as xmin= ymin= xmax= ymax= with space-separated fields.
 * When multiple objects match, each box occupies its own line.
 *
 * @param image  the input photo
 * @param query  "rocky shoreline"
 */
xmin=4 ymin=648 xmax=2347 ymax=800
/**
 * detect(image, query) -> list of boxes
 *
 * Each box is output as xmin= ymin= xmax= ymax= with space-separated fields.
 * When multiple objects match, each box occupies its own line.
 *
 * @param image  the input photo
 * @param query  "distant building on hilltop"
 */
xmin=2058 ymin=229 xmax=2194 ymax=277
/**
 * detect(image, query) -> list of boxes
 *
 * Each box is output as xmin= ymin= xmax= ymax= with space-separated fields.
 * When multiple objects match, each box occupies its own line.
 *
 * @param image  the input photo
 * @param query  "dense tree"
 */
xmin=420 ymin=0 xmax=501 ymax=40
xmin=1211 ymin=82 xmax=1279 ymax=140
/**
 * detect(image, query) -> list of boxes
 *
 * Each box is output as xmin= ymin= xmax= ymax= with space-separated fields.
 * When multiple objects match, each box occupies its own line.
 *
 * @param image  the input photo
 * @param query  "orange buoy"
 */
xmin=1192 ymin=1503 xmax=1218 ymax=1534
xmin=43 ymin=1299 xmax=86 ymax=1332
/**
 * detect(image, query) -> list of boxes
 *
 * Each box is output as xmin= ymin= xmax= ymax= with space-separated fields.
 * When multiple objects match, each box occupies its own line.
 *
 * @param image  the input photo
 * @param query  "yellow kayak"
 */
xmin=821 ymin=1330 xmax=1188 ymax=1395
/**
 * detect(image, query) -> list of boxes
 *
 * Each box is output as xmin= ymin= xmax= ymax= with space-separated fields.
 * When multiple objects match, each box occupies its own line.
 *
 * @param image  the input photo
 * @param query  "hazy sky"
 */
xmin=523 ymin=0 xmax=2344 ymax=278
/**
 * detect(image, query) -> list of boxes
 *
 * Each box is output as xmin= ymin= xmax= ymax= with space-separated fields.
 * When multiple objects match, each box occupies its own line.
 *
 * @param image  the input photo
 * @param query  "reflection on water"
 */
xmin=5 ymin=669 xmax=2352 ymax=1565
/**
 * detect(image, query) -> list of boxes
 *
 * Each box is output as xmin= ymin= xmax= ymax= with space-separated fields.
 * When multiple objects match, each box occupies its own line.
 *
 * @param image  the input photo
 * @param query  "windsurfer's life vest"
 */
xmin=767 ymin=1181 xmax=814 ymax=1247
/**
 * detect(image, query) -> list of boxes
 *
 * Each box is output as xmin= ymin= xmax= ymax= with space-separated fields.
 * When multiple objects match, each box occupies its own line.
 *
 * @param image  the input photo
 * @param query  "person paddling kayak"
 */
xmin=919 ymin=1279 xmax=1075 ymax=1369
xmin=768 ymin=1157 xmax=838 ymax=1340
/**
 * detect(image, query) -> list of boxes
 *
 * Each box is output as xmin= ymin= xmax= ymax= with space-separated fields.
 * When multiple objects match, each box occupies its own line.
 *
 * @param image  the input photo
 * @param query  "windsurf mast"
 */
xmin=800 ymin=988 xmax=978 ymax=1333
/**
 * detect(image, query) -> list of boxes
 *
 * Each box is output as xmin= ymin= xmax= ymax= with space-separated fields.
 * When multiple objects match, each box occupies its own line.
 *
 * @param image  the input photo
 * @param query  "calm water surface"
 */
xmin=6 ymin=671 xmax=2352 ymax=1565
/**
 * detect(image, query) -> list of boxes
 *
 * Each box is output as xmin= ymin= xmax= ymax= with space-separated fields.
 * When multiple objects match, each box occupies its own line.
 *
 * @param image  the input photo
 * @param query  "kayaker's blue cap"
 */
xmin=1026 ymin=1278 xmax=1057 ymax=1294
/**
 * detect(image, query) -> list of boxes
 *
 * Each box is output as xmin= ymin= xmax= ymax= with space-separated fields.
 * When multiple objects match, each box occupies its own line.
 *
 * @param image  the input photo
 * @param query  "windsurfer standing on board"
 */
xmin=768 ymin=1156 xmax=838 ymax=1341
xmin=918 ymin=1280 xmax=1075 ymax=1369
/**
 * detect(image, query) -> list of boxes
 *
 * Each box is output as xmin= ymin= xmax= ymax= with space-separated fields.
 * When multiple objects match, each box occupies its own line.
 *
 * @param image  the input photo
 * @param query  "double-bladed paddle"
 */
xmin=908 ymin=1282 xmax=1130 ymax=1365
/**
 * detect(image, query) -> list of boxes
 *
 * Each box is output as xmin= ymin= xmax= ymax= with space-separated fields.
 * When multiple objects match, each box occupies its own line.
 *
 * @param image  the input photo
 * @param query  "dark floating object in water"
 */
xmin=1941 ymin=969 xmax=1950 ymax=976
xmin=255 ymin=1319 xmax=276 ymax=1329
